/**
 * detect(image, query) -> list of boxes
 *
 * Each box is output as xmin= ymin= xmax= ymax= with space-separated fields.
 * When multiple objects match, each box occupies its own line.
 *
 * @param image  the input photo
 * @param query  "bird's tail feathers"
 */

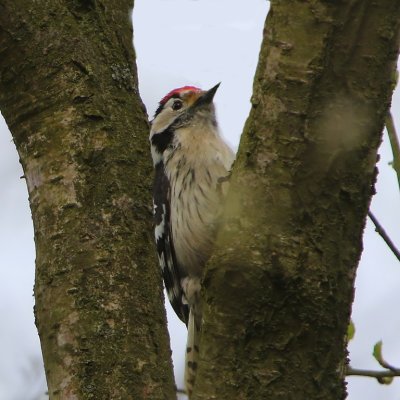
xmin=185 ymin=309 xmax=200 ymax=398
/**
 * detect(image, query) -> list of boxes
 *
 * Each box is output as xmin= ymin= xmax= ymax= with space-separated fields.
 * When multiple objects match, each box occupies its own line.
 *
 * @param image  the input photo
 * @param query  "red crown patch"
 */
xmin=160 ymin=86 xmax=202 ymax=105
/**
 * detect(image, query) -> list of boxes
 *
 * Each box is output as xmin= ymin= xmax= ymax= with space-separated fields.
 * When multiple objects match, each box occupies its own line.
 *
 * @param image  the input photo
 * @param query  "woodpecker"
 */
xmin=149 ymin=84 xmax=235 ymax=396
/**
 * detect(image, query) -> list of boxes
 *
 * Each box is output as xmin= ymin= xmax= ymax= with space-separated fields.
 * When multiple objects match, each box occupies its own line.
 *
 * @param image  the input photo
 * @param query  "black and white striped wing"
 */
xmin=153 ymin=161 xmax=189 ymax=326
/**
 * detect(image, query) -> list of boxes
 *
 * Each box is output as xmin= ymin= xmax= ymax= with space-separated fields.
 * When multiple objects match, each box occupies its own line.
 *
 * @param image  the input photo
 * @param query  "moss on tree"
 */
xmin=0 ymin=1 xmax=176 ymax=399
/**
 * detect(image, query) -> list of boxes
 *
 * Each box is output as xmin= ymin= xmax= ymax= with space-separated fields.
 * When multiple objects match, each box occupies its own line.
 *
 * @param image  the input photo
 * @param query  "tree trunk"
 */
xmin=0 ymin=1 xmax=176 ymax=399
xmin=194 ymin=2 xmax=400 ymax=400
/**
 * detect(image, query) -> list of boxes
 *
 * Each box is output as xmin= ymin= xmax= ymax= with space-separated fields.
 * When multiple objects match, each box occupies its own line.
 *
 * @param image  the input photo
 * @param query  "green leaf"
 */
xmin=347 ymin=321 xmax=355 ymax=341
xmin=373 ymin=340 xmax=383 ymax=363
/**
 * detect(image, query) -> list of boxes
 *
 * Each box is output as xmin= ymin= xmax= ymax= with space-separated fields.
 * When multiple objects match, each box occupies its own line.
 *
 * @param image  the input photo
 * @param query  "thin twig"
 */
xmin=347 ymin=366 xmax=400 ymax=380
xmin=368 ymin=211 xmax=400 ymax=262
xmin=385 ymin=112 xmax=400 ymax=191
xmin=347 ymin=367 xmax=400 ymax=377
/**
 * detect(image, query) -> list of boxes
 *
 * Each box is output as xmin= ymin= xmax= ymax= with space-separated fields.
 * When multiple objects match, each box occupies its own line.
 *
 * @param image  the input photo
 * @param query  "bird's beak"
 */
xmin=193 ymin=83 xmax=221 ymax=108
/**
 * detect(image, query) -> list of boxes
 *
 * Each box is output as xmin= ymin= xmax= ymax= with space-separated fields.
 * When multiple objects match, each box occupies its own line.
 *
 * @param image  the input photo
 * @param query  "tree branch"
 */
xmin=385 ymin=112 xmax=400 ymax=191
xmin=347 ymin=341 xmax=400 ymax=384
xmin=194 ymin=1 xmax=400 ymax=399
xmin=347 ymin=366 xmax=400 ymax=382
xmin=368 ymin=211 xmax=400 ymax=262
xmin=0 ymin=1 xmax=176 ymax=398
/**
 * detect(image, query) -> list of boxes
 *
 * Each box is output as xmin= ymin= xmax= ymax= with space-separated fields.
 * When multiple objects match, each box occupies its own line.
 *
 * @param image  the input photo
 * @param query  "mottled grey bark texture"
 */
xmin=194 ymin=1 xmax=400 ymax=400
xmin=0 ymin=1 xmax=176 ymax=399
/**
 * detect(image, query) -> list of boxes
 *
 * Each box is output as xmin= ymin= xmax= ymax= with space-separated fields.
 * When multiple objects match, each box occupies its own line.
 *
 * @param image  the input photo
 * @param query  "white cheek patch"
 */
xmin=151 ymin=106 xmax=176 ymax=134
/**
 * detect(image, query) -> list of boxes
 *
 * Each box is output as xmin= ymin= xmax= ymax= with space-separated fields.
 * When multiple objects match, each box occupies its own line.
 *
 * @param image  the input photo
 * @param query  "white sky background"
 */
xmin=0 ymin=1 xmax=399 ymax=399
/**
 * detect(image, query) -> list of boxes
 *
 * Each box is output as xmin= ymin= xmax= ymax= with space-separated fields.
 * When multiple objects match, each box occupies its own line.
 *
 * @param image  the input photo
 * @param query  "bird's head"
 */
xmin=150 ymin=83 xmax=220 ymax=135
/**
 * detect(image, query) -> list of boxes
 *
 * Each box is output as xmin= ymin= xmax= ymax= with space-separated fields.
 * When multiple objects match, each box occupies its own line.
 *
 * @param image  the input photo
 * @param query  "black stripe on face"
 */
xmin=151 ymin=126 xmax=174 ymax=154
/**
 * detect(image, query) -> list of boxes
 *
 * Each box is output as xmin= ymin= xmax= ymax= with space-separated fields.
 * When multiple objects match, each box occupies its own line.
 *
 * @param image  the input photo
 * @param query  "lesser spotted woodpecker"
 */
xmin=149 ymin=84 xmax=235 ymax=396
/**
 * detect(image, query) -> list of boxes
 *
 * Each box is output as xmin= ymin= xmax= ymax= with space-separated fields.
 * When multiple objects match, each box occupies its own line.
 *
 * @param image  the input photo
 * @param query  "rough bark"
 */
xmin=0 ymin=1 xmax=176 ymax=399
xmin=195 ymin=1 xmax=400 ymax=400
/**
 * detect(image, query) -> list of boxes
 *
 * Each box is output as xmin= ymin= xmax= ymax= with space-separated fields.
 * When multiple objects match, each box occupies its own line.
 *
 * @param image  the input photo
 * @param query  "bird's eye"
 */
xmin=172 ymin=100 xmax=183 ymax=111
